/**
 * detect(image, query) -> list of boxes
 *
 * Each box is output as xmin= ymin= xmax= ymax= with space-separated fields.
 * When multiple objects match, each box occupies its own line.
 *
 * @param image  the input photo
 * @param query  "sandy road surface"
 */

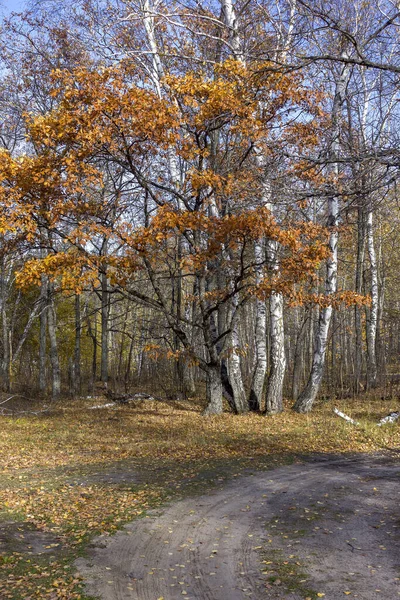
xmin=76 ymin=455 xmax=400 ymax=600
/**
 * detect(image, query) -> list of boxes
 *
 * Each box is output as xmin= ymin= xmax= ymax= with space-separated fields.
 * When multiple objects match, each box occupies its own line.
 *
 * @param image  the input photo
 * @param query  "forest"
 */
xmin=1 ymin=2 xmax=400 ymax=600
xmin=0 ymin=0 xmax=399 ymax=415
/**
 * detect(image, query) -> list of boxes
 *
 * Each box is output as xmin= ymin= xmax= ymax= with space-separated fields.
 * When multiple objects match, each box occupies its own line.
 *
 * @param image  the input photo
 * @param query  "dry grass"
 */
xmin=1 ymin=395 xmax=398 ymax=471
xmin=0 ymin=394 xmax=398 ymax=599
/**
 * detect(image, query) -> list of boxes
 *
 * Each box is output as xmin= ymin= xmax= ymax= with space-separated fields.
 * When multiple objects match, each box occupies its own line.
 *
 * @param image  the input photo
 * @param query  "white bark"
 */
xmin=227 ymin=298 xmax=248 ymax=414
xmin=366 ymin=206 xmax=378 ymax=387
xmin=142 ymin=0 xmax=164 ymax=94
xmin=0 ymin=258 xmax=11 ymax=392
xmin=100 ymin=268 xmax=109 ymax=384
xmin=221 ymin=0 xmax=242 ymax=59
xmin=294 ymin=55 xmax=351 ymax=413
xmin=333 ymin=408 xmax=359 ymax=426
xmin=377 ymin=412 xmax=399 ymax=426
xmin=73 ymin=294 xmax=82 ymax=396
xmin=250 ymin=2 xmax=297 ymax=412
xmin=265 ymin=241 xmax=286 ymax=414
xmin=203 ymin=364 xmax=223 ymax=415
xmin=249 ymin=246 xmax=268 ymax=411
xmin=39 ymin=275 xmax=48 ymax=393
xmin=47 ymin=284 xmax=61 ymax=399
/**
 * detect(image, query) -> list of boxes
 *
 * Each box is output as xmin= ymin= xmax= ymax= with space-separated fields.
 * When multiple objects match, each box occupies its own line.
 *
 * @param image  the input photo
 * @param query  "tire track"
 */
xmin=76 ymin=456 xmax=400 ymax=600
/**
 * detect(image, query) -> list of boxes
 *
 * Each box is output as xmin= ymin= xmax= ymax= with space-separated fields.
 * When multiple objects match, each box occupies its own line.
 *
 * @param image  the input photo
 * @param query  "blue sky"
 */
xmin=2 ymin=0 xmax=25 ymax=13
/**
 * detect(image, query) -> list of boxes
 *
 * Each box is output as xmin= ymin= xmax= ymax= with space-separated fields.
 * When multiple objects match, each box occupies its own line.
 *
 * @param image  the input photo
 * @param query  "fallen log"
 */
xmin=105 ymin=391 xmax=160 ymax=403
xmin=377 ymin=411 xmax=400 ymax=426
xmin=89 ymin=402 xmax=116 ymax=410
xmin=333 ymin=407 xmax=400 ymax=427
xmin=333 ymin=408 xmax=359 ymax=425
xmin=89 ymin=391 xmax=162 ymax=409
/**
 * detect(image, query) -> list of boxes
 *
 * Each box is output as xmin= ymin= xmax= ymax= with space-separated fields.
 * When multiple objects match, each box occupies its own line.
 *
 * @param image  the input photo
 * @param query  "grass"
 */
xmin=0 ymin=394 xmax=398 ymax=599
xmin=260 ymin=548 xmax=319 ymax=599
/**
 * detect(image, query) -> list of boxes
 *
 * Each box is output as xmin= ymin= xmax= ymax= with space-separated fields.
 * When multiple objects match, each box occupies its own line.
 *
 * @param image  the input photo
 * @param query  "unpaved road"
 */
xmin=76 ymin=455 xmax=400 ymax=600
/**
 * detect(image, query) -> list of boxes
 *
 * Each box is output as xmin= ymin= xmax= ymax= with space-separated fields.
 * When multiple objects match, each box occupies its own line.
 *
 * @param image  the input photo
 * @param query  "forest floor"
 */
xmin=0 ymin=394 xmax=399 ymax=599
xmin=76 ymin=454 xmax=400 ymax=600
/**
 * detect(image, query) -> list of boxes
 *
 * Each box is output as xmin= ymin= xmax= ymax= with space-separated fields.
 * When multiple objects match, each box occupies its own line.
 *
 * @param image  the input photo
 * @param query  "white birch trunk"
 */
xmin=73 ymin=294 xmax=82 ymax=396
xmin=294 ymin=55 xmax=351 ymax=413
xmin=39 ymin=274 xmax=48 ymax=393
xmin=265 ymin=241 xmax=285 ymax=413
xmin=250 ymin=1 xmax=297 ymax=412
xmin=221 ymin=0 xmax=242 ymax=59
xmin=366 ymin=206 xmax=378 ymax=387
xmin=0 ymin=258 xmax=11 ymax=392
xmin=249 ymin=242 xmax=268 ymax=411
xmin=47 ymin=283 xmax=61 ymax=399
xmin=100 ymin=268 xmax=109 ymax=385
xmin=227 ymin=298 xmax=248 ymax=414
xmin=203 ymin=364 xmax=224 ymax=415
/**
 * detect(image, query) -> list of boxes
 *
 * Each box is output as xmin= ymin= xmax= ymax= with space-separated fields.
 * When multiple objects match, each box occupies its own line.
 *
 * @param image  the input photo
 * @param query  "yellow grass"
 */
xmin=0 ymin=395 xmax=398 ymax=599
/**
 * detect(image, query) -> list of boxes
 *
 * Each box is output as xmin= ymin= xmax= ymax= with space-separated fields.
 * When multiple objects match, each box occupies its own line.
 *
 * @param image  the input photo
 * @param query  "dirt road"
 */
xmin=76 ymin=455 xmax=400 ymax=600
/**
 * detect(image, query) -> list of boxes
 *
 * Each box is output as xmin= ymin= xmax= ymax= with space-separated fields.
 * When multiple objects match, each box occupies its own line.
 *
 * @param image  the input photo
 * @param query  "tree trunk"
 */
xmin=47 ymin=284 xmax=61 ymax=399
xmin=366 ymin=206 xmax=378 ymax=388
xmin=265 ymin=292 xmax=285 ymax=414
xmin=0 ymin=258 xmax=10 ymax=392
xmin=227 ymin=309 xmax=248 ymax=414
xmin=292 ymin=307 xmax=307 ymax=401
xmin=354 ymin=205 xmax=365 ymax=393
xmin=91 ymin=315 xmax=98 ymax=391
xmin=73 ymin=294 xmax=81 ymax=396
xmin=249 ymin=241 xmax=267 ymax=411
xmin=203 ymin=364 xmax=223 ymax=415
xmin=39 ymin=276 xmax=48 ymax=394
xmin=262 ymin=0 xmax=297 ymax=413
xmin=294 ymin=54 xmax=351 ymax=413
xmin=376 ymin=218 xmax=386 ymax=379
xmin=100 ymin=269 xmax=109 ymax=385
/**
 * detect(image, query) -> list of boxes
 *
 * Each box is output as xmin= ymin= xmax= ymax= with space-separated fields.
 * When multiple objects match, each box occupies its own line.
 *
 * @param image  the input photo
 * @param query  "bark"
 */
xmin=1 ymin=308 xmax=10 ymax=393
xmin=203 ymin=363 xmax=224 ymax=415
xmin=249 ymin=240 xmax=267 ymax=411
xmin=47 ymin=284 xmax=61 ymax=399
xmin=73 ymin=294 xmax=81 ymax=396
xmin=291 ymin=308 xmax=307 ymax=401
xmin=12 ymin=300 xmax=41 ymax=365
xmin=294 ymin=54 xmax=351 ymax=413
xmin=376 ymin=219 xmax=386 ymax=377
xmin=330 ymin=308 xmax=337 ymax=396
xmin=39 ymin=276 xmax=48 ymax=394
xmin=125 ymin=332 xmax=135 ymax=390
xmin=0 ymin=259 xmax=10 ymax=392
xmin=265 ymin=291 xmax=286 ymax=414
xmin=249 ymin=1 xmax=297 ymax=412
xmin=137 ymin=314 xmax=146 ymax=379
xmin=366 ymin=206 xmax=378 ymax=388
xmin=294 ymin=302 xmax=333 ymax=412
xmin=100 ymin=268 xmax=109 ymax=384
xmin=354 ymin=205 xmax=365 ymax=393
xmin=91 ymin=315 xmax=98 ymax=391
xmin=85 ymin=300 xmax=97 ymax=393
xmin=221 ymin=0 xmax=242 ymax=59
xmin=227 ymin=303 xmax=248 ymax=414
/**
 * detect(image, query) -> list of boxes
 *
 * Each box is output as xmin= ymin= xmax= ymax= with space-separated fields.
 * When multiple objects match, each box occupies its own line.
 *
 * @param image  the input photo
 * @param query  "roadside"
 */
xmin=0 ymin=396 xmax=399 ymax=599
xmin=76 ymin=455 xmax=400 ymax=600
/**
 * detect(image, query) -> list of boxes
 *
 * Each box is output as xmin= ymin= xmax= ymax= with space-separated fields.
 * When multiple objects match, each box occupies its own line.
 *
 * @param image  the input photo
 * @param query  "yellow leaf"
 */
xmin=317 ymin=595 xmax=325 ymax=598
